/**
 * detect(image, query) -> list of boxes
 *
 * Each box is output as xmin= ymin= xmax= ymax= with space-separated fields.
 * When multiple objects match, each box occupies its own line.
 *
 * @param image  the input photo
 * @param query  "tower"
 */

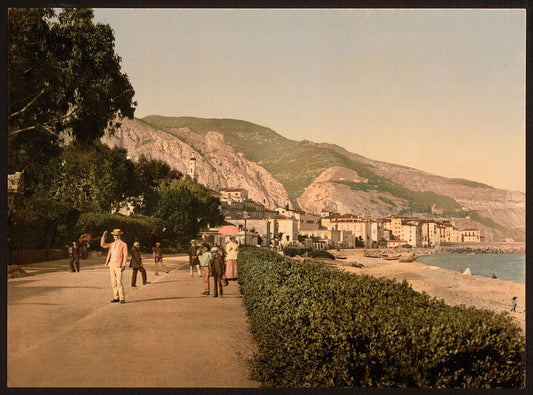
xmin=188 ymin=156 xmax=197 ymax=180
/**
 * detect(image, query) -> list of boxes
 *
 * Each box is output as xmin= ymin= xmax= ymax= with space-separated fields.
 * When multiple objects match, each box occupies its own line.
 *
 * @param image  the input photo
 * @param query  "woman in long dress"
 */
xmin=224 ymin=236 xmax=239 ymax=281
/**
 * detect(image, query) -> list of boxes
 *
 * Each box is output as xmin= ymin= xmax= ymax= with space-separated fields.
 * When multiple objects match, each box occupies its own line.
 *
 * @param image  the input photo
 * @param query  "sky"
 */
xmin=93 ymin=8 xmax=525 ymax=192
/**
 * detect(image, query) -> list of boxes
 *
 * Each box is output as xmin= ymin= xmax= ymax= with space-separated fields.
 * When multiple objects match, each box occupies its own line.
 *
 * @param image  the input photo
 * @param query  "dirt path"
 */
xmin=7 ymin=254 xmax=259 ymax=388
xmin=330 ymin=250 xmax=525 ymax=333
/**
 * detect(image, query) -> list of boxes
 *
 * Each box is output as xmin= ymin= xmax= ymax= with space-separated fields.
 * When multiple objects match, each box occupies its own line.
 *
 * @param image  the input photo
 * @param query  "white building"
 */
xmin=420 ymin=220 xmax=438 ymax=247
xmin=188 ymin=156 xmax=197 ymax=179
xmin=401 ymin=223 xmax=420 ymax=247
xmin=461 ymin=229 xmax=481 ymax=242
xmin=274 ymin=215 xmax=299 ymax=245
xmin=276 ymin=208 xmax=320 ymax=231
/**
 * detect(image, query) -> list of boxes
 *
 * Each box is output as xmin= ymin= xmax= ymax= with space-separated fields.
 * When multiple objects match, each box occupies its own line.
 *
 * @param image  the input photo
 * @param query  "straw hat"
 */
xmin=111 ymin=229 xmax=123 ymax=236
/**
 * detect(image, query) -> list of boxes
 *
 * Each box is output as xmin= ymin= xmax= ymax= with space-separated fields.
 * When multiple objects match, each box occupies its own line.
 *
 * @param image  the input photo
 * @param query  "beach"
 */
xmin=330 ymin=249 xmax=525 ymax=333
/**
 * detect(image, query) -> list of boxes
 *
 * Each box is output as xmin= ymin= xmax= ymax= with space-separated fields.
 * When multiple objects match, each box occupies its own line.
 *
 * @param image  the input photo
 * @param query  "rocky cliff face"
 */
xmin=310 ymin=143 xmax=525 ymax=232
xmin=297 ymin=167 xmax=409 ymax=217
xmin=101 ymin=118 xmax=291 ymax=209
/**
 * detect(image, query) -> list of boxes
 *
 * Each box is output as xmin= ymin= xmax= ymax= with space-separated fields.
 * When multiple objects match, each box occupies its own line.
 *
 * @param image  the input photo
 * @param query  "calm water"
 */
xmin=416 ymin=253 xmax=525 ymax=284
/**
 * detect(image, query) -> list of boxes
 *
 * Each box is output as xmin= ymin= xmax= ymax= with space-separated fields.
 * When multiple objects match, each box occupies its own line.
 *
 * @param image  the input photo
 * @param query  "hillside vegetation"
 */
xmin=141 ymin=116 xmax=462 ymax=214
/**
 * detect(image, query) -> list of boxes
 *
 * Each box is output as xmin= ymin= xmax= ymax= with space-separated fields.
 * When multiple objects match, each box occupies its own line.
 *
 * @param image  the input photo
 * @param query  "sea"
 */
xmin=416 ymin=253 xmax=525 ymax=284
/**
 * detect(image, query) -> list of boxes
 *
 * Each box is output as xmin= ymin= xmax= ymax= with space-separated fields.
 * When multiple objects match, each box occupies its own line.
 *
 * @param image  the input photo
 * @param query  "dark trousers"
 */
xmin=212 ymin=273 xmax=223 ymax=296
xmin=69 ymin=257 xmax=80 ymax=272
xmin=131 ymin=267 xmax=148 ymax=285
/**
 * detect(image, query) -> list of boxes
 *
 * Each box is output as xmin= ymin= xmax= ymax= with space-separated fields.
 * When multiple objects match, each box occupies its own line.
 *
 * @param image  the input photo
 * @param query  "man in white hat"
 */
xmin=101 ymin=229 xmax=129 ymax=303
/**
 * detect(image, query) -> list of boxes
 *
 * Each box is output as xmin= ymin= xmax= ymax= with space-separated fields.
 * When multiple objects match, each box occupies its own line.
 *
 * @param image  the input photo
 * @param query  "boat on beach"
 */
xmin=382 ymin=254 xmax=400 ymax=260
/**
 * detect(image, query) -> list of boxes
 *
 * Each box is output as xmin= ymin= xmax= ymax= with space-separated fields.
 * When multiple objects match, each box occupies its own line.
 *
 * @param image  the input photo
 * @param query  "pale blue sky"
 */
xmin=93 ymin=8 xmax=525 ymax=192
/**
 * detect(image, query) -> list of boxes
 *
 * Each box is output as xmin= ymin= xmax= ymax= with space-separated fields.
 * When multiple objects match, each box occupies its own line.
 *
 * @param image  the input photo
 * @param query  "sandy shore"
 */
xmin=328 ymin=249 xmax=525 ymax=333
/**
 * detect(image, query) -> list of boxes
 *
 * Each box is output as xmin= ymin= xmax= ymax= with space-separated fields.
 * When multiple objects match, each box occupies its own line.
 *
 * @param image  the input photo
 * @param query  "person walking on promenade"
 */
xmin=69 ymin=240 xmax=81 ymax=272
xmin=189 ymin=239 xmax=202 ymax=277
xmin=101 ymin=229 xmax=129 ymax=304
xmin=80 ymin=234 xmax=90 ymax=259
xmin=210 ymin=246 xmax=226 ymax=298
xmin=511 ymin=296 xmax=517 ymax=312
xmin=152 ymin=241 xmax=169 ymax=276
xmin=225 ymin=236 xmax=239 ymax=281
xmin=130 ymin=238 xmax=150 ymax=287
xmin=198 ymin=243 xmax=212 ymax=295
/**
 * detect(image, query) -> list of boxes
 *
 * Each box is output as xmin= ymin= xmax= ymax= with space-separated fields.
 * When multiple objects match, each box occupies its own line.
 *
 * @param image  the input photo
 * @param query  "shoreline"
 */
xmin=328 ymin=249 xmax=525 ymax=333
xmin=414 ymin=252 xmax=524 ymax=284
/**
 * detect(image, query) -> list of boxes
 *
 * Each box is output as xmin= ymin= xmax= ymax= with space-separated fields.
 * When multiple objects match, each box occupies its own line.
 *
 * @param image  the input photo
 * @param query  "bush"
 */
xmin=283 ymin=246 xmax=311 ymax=257
xmin=308 ymin=250 xmax=335 ymax=260
xmin=74 ymin=212 xmax=166 ymax=251
xmin=283 ymin=247 xmax=335 ymax=260
xmin=238 ymin=248 xmax=525 ymax=388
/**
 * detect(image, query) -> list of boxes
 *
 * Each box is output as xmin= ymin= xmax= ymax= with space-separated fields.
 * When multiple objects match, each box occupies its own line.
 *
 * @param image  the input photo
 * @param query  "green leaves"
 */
xmin=148 ymin=179 xmax=224 ymax=245
xmin=9 ymin=8 xmax=135 ymax=143
xmin=239 ymin=248 xmax=525 ymax=388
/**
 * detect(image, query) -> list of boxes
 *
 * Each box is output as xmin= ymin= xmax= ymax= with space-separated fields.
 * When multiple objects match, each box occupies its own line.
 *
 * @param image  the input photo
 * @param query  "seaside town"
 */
xmin=6 ymin=165 xmax=495 ymax=253
xmin=7 ymin=9 xmax=525 ymax=389
xmin=81 ymin=157 xmax=485 ymax=251
xmin=212 ymin=187 xmax=482 ymax=250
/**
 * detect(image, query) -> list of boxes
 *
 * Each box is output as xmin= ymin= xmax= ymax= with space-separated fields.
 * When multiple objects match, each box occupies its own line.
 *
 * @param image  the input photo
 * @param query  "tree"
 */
xmin=150 ymin=179 xmax=224 ymax=245
xmin=152 ymin=183 xmax=200 ymax=244
xmin=8 ymin=8 xmax=136 ymax=194
xmin=134 ymin=155 xmax=182 ymax=189
xmin=131 ymin=156 xmax=182 ymax=216
xmin=181 ymin=177 xmax=224 ymax=229
xmin=9 ymin=197 xmax=80 ymax=251
xmin=51 ymin=142 xmax=137 ymax=212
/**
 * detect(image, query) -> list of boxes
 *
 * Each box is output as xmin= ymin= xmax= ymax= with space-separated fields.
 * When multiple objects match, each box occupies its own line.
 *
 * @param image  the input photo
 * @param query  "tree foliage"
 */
xmin=8 ymin=8 xmax=135 ymax=142
xmin=7 ymin=8 xmax=225 ymax=254
xmin=51 ymin=142 xmax=137 ymax=212
xmin=134 ymin=155 xmax=182 ymax=190
xmin=8 ymin=8 xmax=136 ymax=194
xmin=150 ymin=179 xmax=224 ymax=245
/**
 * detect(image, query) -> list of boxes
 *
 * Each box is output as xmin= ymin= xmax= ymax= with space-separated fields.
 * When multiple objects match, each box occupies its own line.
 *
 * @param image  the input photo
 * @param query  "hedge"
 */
xmin=283 ymin=246 xmax=335 ymax=260
xmin=74 ymin=212 xmax=166 ymax=251
xmin=238 ymin=248 xmax=525 ymax=388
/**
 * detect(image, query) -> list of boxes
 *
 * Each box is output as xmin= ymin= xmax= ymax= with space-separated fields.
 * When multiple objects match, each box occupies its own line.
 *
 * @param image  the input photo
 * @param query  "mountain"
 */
xmin=101 ymin=116 xmax=525 ymax=242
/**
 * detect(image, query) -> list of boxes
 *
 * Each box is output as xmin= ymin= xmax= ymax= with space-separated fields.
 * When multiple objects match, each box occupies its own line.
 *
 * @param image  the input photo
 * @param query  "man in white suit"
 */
xmin=101 ymin=229 xmax=129 ymax=304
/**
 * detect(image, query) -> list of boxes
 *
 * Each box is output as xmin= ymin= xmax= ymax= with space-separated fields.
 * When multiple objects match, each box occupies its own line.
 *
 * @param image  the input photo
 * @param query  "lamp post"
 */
xmin=243 ymin=210 xmax=249 ymax=246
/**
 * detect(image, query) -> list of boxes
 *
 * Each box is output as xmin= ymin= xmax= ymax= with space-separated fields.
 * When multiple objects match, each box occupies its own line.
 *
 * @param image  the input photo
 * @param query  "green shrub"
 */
xmin=74 ymin=212 xmax=166 ymax=251
xmin=283 ymin=247 xmax=335 ymax=260
xmin=238 ymin=248 xmax=525 ymax=388
xmin=308 ymin=249 xmax=335 ymax=260
xmin=283 ymin=246 xmax=311 ymax=257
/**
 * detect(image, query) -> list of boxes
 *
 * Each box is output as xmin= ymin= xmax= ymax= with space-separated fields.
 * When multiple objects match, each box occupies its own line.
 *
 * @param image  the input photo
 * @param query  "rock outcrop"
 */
xmin=297 ymin=167 xmax=409 ymax=217
xmin=101 ymin=118 xmax=290 ymax=209
xmin=309 ymin=142 xmax=525 ymax=233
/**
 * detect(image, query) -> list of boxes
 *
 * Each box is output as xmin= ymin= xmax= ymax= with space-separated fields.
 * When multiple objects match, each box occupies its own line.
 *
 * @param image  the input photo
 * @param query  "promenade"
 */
xmin=7 ymin=253 xmax=259 ymax=388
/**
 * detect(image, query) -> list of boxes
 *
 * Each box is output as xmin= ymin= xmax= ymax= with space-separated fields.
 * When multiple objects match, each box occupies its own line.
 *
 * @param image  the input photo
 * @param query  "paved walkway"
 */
xmin=7 ymin=253 xmax=259 ymax=388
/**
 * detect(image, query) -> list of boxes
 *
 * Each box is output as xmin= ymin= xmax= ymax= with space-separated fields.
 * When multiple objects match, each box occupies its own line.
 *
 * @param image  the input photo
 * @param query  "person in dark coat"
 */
xmin=80 ymin=234 xmax=90 ymax=259
xmin=189 ymin=239 xmax=202 ymax=277
xmin=69 ymin=241 xmax=81 ymax=272
xmin=130 ymin=239 xmax=150 ymax=287
xmin=210 ymin=247 xmax=226 ymax=298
